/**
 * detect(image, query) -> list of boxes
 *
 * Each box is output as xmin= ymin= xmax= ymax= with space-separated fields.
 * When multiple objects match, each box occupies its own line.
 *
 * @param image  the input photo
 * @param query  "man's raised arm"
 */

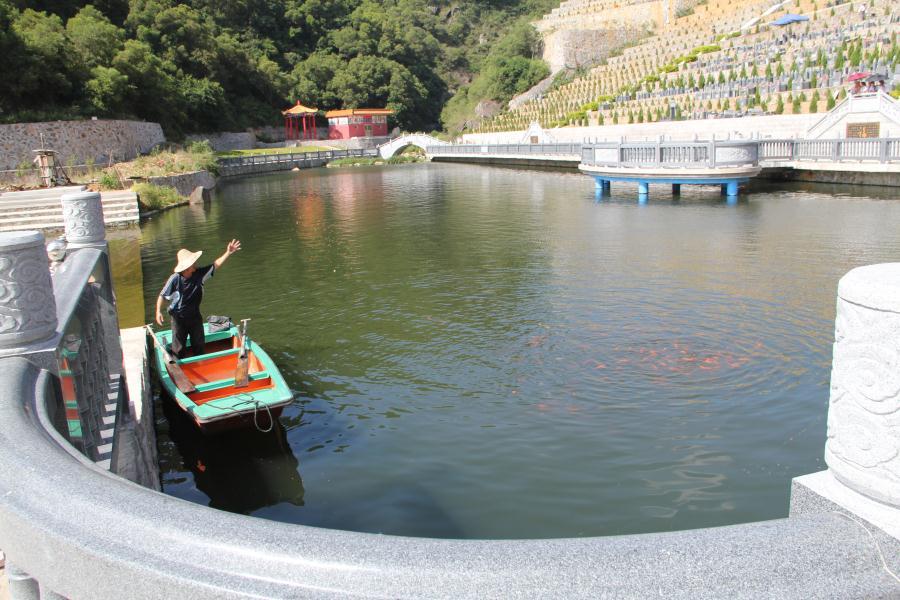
xmin=214 ymin=239 xmax=242 ymax=269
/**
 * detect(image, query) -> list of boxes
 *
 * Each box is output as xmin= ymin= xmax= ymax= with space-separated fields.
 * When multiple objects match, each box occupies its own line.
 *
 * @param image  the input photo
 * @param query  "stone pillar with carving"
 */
xmin=0 ymin=231 xmax=58 ymax=353
xmin=60 ymin=191 xmax=106 ymax=249
xmin=824 ymin=263 xmax=900 ymax=507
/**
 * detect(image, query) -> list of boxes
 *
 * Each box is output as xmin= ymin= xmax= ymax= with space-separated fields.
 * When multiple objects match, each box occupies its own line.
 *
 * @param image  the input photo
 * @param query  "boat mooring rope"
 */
xmin=234 ymin=393 xmax=275 ymax=433
xmin=205 ymin=393 xmax=275 ymax=433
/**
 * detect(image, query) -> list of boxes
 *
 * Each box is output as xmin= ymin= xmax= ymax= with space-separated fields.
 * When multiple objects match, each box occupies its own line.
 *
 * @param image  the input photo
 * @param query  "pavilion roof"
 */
xmin=325 ymin=108 xmax=394 ymax=118
xmin=283 ymin=102 xmax=318 ymax=115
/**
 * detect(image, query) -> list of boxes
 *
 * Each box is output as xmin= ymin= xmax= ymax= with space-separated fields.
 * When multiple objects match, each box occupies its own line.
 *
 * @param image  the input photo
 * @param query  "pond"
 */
xmin=139 ymin=163 xmax=900 ymax=539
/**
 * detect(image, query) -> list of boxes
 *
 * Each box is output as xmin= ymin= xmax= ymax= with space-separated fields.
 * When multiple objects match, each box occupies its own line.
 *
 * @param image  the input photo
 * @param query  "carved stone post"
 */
xmin=824 ymin=263 xmax=900 ymax=507
xmin=60 ymin=191 xmax=106 ymax=249
xmin=6 ymin=563 xmax=40 ymax=600
xmin=0 ymin=231 xmax=58 ymax=351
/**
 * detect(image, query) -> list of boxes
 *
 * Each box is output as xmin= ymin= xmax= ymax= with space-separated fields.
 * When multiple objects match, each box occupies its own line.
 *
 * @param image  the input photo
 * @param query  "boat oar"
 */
xmin=234 ymin=318 xmax=251 ymax=388
xmin=145 ymin=324 xmax=197 ymax=394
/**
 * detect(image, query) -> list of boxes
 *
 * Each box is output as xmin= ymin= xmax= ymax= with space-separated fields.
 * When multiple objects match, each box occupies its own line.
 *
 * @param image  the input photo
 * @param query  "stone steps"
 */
xmin=0 ymin=189 xmax=140 ymax=232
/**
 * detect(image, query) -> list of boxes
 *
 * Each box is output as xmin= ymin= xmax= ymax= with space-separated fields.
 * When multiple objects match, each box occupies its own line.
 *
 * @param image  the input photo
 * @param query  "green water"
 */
xmin=138 ymin=163 xmax=900 ymax=539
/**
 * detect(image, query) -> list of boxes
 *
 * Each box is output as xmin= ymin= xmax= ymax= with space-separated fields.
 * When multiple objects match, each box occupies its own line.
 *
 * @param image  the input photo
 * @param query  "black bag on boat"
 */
xmin=207 ymin=315 xmax=233 ymax=333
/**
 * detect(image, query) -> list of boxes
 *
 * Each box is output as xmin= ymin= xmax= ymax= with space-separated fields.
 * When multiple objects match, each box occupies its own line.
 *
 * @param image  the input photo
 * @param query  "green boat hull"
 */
xmin=151 ymin=323 xmax=293 ymax=434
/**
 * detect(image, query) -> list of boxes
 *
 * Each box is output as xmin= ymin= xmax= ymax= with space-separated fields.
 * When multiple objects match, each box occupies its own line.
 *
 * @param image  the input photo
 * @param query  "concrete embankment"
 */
xmin=144 ymin=170 xmax=217 ymax=196
xmin=760 ymin=164 xmax=900 ymax=187
xmin=115 ymin=327 xmax=160 ymax=491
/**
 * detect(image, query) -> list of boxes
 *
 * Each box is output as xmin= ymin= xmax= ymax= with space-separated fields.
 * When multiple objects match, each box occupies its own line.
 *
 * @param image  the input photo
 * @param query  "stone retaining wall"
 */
xmin=144 ymin=171 xmax=217 ymax=196
xmin=184 ymin=126 xmax=319 ymax=151
xmin=0 ymin=120 xmax=165 ymax=171
xmin=461 ymin=113 xmax=821 ymax=143
xmin=185 ymin=131 xmax=256 ymax=152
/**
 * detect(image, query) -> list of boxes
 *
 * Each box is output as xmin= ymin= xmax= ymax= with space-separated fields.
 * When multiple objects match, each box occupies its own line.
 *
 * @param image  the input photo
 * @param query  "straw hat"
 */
xmin=174 ymin=248 xmax=203 ymax=273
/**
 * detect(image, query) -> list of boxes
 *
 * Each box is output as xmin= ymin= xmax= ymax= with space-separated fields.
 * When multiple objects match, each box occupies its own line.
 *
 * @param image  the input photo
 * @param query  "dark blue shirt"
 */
xmin=159 ymin=265 xmax=215 ymax=318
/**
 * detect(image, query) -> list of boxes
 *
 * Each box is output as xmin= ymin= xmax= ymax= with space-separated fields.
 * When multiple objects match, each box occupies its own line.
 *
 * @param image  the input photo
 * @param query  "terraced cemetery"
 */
xmin=473 ymin=0 xmax=899 ymax=133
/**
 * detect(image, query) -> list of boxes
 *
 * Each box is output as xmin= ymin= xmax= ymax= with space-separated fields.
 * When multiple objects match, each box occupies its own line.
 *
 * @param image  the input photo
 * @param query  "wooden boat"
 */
xmin=149 ymin=322 xmax=293 ymax=434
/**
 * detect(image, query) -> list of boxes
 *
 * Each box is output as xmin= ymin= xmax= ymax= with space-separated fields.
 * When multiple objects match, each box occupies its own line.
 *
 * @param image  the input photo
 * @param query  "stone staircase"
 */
xmin=0 ymin=186 xmax=139 ymax=232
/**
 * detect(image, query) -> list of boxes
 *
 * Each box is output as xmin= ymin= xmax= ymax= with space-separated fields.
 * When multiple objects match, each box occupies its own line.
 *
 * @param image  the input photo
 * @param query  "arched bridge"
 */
xmin=378 ymin=133 xmax=449 ymax=159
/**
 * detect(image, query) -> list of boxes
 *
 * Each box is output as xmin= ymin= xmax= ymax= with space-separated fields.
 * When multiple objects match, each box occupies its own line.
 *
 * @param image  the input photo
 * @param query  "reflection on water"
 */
xmin=157 ymin=393 xmax=304 ymax=515
xmin=107 ymin=226 xmax=145 ymax=328
xmin=140 ymin=164 xmax=900 ymax=538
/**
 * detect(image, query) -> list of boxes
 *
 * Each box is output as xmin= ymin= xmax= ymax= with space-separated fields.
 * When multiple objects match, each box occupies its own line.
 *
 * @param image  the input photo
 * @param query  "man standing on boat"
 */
xmin=155 ymin=240 xmax=242 ymax=358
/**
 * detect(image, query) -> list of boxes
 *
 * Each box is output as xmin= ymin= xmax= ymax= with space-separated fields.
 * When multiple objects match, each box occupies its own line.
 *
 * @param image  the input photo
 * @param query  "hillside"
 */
xmin=0 ymin=0 xmax=558 ymax=136
xmin=475 ymin=0 xmax=900 ymax=134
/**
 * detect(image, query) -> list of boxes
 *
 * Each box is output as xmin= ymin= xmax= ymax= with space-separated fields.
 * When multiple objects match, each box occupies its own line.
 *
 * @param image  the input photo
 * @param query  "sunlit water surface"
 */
xmin=139 ymin=163 xmax=900 ymax=538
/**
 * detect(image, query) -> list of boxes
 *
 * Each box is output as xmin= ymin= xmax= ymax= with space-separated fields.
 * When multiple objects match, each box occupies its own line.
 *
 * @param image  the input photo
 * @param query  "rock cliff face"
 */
xmin=534 ymin=0 xmax=702 ymax=73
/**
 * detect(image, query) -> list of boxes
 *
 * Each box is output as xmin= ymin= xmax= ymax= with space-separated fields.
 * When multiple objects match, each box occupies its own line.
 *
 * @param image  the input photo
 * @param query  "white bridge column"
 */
xmin=824 ymin=263 xmax=900 ymax=507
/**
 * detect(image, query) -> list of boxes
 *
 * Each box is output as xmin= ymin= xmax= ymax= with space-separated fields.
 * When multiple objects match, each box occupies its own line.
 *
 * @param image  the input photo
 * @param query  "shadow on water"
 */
xmin=158 ymin=393 xmax=305 ymax=516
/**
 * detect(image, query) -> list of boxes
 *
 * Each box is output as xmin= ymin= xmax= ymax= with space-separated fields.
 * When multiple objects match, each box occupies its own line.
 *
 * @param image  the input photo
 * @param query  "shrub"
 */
xmin=98 ymin=170 xmax=120 ymax=190
xmin=134 ymin=183 xmax=183 ymax=211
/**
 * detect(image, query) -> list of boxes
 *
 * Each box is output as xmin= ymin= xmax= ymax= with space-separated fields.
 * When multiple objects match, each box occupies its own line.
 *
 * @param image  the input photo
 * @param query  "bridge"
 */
xmin=377 ymin=133 xmax=449 ymax=159
xmin=426 ymin=137 xmax=900 ymax=198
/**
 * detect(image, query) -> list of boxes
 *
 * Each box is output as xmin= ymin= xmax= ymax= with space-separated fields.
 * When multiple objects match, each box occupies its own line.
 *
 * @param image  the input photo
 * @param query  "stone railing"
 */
xmin=759 ymin=138 xmax=900 ymax=163
xmin=430 ymin=139 xmax=900 ymax=168
xmin=426 ymin=142 xmax=583 ymax=159
xmin=580 ymin=140 xmax=759 ymax=169
xmin=0 ymin=201 xmax=897 ymax=596
xmin=805 ymin=92 xmax=900 ymax=139
xmin=377 ymin=134 xmax=448 ymax=159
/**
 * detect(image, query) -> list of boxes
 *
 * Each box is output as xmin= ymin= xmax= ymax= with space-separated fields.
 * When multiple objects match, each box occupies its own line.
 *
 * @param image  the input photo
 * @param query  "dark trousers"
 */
xmin=171 ymin=313 xmax=205 ymax=358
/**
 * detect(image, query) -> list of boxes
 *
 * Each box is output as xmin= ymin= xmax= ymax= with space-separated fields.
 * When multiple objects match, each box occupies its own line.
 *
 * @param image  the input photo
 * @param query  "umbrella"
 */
xmin=847 ymin=72 xmax=871 ymax=82
xmin=772 ymin=13 xmax=810 ymax=26
xmin=865 ymin=73 xmax=887 ymax=82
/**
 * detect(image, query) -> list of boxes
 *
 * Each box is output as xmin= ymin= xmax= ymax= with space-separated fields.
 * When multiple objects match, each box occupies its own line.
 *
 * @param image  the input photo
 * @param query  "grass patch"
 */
xmin=133 ymin=183 xmax=184 ymax=211
xmin=328 ymin=155 xmax=424 ymax=168
xmin=116 ymin=141 xmax=218 ymax=179
xmin=215 ymin=146 xmax=332 ymax=157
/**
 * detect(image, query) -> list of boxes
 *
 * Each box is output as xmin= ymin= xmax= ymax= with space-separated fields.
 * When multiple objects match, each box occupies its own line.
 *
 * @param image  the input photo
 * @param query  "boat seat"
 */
xmin=188 ymin=371 xmax=275 ymax=406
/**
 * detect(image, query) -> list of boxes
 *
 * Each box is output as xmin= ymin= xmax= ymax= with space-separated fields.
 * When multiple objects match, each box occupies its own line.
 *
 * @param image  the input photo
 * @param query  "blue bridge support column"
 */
xmin=638 ymin=181 xmax=649 ymax=202
xmin=594 ymin=178 xmax=612 ymax=196
xmin=725 ymin=181 xmax=739 ymax=197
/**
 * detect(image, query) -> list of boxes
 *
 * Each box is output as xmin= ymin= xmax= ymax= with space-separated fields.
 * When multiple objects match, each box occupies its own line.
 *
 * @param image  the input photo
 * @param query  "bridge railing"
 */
xmin=431 ymin=139 xmax=900 ymax=167
xmin=217 ymin=148 xmax=377 ymax=169
xmin=580 ymin=140 xmax=758 ymax=169
xmin=425 ymin=143 xmax=582 ymax=157
xmin=0 ymin=192 xmax=125 ymax=471
xmin=759 ymin=138 xmax=900 ymax=163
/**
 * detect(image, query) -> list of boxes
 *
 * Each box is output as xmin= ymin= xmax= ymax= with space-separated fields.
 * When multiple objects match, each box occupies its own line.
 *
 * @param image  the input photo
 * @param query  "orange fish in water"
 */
xmin=527 ymin=335 xmax=548 ymax=347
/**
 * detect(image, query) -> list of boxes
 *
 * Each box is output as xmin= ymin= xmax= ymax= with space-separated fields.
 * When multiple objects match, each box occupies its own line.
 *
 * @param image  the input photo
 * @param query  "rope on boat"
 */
xmin=234 ymin=394 xmax=275 ymax=433
xmin=204 ymin=393 xmax=275 ymax=433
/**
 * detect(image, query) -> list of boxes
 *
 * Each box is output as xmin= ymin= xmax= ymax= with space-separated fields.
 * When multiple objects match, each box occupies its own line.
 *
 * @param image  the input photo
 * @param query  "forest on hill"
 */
xmin=0 ymin=0 xmax=557 ymax=136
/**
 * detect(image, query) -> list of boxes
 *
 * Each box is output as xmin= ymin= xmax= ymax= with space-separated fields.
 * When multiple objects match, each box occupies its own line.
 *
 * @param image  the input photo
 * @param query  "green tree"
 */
xmin=11 ymin=8 xmax=78 ymax=108
xmin=85 ymin=65 xmax=128 ymax=113
xmin=66 ymin=5 xmax=124 ymax=69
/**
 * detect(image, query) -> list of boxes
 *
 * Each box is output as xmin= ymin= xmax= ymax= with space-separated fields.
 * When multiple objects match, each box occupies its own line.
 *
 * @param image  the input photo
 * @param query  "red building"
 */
xmin=325 ymin=108 xmax=393 ymax=140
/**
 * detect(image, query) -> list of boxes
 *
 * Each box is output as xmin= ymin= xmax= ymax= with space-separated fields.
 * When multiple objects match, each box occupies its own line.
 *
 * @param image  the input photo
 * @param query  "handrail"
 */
xmin=217 ymin=148 xmax=379 ymax=170
xmin=428 ymin=139 xmax=900 ymax=166
xmin=0 ymin=357 xmax=894 ymax=597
